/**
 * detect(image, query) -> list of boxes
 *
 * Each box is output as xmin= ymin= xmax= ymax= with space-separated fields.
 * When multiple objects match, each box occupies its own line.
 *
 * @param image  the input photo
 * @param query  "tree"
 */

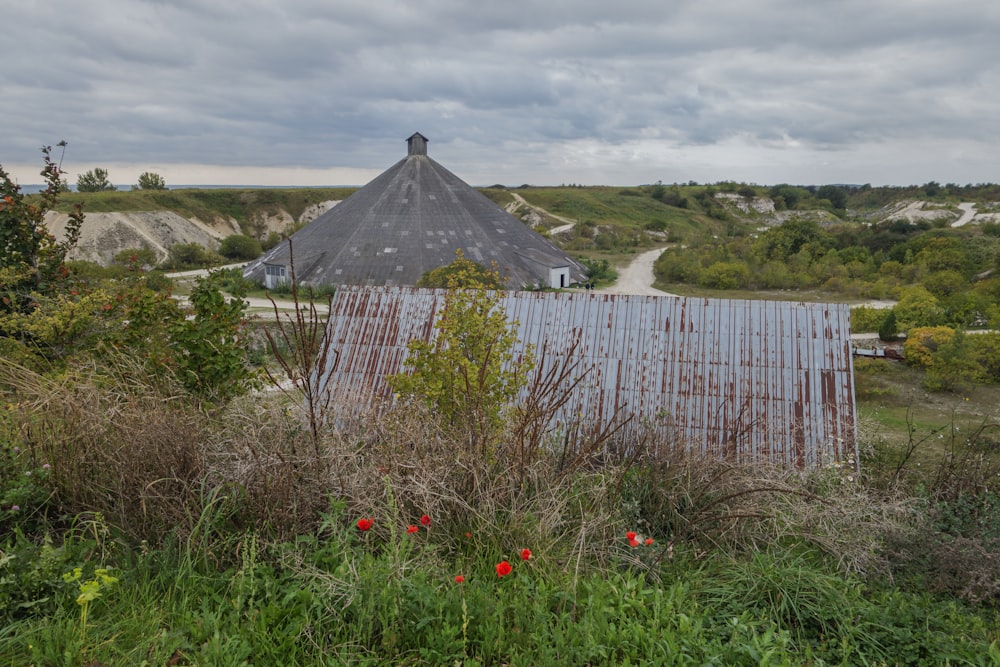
xmin=768 ymin=184 xmax=806 ymax=209
xmin=416 ymin=250 xmax=506 ymax=289
xmin=892 ymin=286 xmax=943 ymax=332
xmin=218 ymin=234 xmax=263 ymax=261
xmin=112 ymin=246 xmax=159 ymax=269
xmin=878 ymin=310 xmax=898 ymax=341
xmin=167 ymin=272 xmax=259 ymax=401
xmin=1 ymin=145 xmax=84 ymax=316
xmin=166 ymin=243 xmax=217 ymax=270
xmin=816 ymin=185 xmax=847 ymax=210
xmin=698 ymin=261 xmax=749 ymax=290
xmin=76 ymin=168 xmax=116 ymax=192
xmin=753 ymin=218 xmax=832 ymax=263
xmin=135 ymin=172 xmax=167 ymax=190
xmin=390 ymin=269 xmax=534 ymax=458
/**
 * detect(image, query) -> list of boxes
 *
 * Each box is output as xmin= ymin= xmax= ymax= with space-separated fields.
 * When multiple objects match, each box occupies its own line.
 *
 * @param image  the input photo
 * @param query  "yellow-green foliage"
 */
xmin=389 ymin=283 xmax=535 ymax=458
xmin=416 ymin=249 xmax=506 ymax=289
xmin=892 ymin=286 xmax=943 ymax=332
xmin=903 ymin=326 xmax=956 ymax=367
xmin=0 ymin=289 xmax=116 ymax=365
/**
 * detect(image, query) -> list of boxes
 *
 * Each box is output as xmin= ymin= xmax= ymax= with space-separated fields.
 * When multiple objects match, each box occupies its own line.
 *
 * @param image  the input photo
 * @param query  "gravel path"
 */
xmin=600 ymin=247 xmax=675 ymax=296
xmin=952 ymin=202 xmax=977 ymax=227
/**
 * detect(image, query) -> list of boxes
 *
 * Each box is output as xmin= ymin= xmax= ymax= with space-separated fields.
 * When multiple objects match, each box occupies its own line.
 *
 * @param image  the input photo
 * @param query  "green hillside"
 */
xmin=53 ymin=187 xmax=358 ymax=224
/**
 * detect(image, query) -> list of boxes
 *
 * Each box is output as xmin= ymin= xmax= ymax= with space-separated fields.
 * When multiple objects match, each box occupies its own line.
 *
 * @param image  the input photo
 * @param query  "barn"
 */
xmin=313 ymin=286 xmax=858 ymax=468
xmin=244 ymin=133 xmax=588 ymax=290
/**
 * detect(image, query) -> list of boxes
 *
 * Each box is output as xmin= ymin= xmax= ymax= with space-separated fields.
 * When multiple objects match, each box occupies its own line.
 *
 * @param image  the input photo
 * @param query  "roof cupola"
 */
xmin=406 ymin=132 xmax=428 ymax=156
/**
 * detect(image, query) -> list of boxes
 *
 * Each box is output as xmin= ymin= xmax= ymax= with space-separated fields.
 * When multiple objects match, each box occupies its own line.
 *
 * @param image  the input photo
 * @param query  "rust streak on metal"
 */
xmin=315 ymin=287 xmax=858 ymax=468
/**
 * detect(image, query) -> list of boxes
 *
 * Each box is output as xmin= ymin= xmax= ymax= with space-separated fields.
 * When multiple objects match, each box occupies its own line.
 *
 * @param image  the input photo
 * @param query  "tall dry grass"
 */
xmin=2 ymin=347 xmax=945 ymax=586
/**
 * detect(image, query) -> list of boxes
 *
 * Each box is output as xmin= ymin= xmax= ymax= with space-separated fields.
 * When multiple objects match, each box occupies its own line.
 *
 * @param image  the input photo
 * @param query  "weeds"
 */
xmin=261 ymin=240 xmax=337 ymax=456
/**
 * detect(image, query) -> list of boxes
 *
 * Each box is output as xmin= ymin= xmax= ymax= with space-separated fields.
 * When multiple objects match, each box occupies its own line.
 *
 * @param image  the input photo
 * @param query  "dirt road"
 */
xmin=600 ymin=247 xmax=675 ymax=296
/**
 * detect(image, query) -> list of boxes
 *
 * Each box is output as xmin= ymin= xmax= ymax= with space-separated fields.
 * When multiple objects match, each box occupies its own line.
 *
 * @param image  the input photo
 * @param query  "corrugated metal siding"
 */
xmin=316 ymin=287 xmax=858 ymax=468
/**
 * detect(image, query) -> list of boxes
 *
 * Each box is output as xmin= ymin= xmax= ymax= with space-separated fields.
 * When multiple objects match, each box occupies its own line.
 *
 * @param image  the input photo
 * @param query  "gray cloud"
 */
xmin=2 ymin=0 xmax=998 ymax=185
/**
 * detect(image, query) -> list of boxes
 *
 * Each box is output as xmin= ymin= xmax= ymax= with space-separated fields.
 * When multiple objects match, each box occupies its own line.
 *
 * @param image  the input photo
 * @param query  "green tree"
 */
xmin=134 ymin=172 xmax=167 ymax=190
xmin=768 ymin=184 xmax=807 ymax=209
xmin=698 ymin=261 xmax=749 ymax=290
xmin=892 ymin=286 xmax=943 ymax=332
xmin=168 ymin=272 xmax=259 ymax=401
xmin=389 ymin=279 xmax=534 ymax=458
xmin=1 ymin=145 xmax=84 ymax=317
xmin=877 ymin=310 xmax=898 ymax=342
xmin=218 ymin=234 xmax=263 ymax=261
xmin=416 ymin=250 xmax=505 ymax=289
xmin=112 ymin=246 xmax=159 ymax=269
xmin=76 ymin=168 xmax=116 ymax=192
xmin=165 ymin=243 xmax=217 ymax=270
xmin=922 ymin=331 xmax=981 ymax=393
xmin=754 ymin=218 xmax=832 ymax=263
xmin=816 ymin=185 xmax=847 ymax=210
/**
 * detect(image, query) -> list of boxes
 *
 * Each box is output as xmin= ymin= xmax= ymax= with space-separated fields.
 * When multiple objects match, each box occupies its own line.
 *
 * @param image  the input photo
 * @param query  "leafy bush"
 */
xmin=416 ymin=250 xmax=505 ymax=289
xmin=218 ymin=234 xmax=263 ymax=261
xmin=389 ymin=285 xmax=534 ymax=456
xmin=164 ymin=242 xmax=220 ymax=270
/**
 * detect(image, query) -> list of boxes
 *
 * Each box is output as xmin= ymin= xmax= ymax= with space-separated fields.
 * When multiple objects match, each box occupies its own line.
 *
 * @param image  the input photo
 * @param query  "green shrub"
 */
xmin=218 ymin=234 xmax=263 ymax=261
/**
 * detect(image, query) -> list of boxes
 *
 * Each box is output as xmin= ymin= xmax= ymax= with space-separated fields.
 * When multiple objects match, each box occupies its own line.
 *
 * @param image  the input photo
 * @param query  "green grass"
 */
xmin=4 ymin=509 xmax=997 ymax=666
xmin=52 ymin=187 xmax=358 ymax=224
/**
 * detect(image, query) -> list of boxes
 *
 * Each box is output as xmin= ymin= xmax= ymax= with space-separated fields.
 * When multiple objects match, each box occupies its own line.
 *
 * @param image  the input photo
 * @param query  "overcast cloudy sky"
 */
xmin=3 ymin=0 xmax=998 ymax=188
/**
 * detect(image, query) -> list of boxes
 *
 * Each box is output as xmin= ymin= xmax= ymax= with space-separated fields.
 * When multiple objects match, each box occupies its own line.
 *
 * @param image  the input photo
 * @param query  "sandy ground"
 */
xmin=600 ymin=247 xmax=675 ymax=296
xmin=953 ymin=202 xmax=977 ymax=227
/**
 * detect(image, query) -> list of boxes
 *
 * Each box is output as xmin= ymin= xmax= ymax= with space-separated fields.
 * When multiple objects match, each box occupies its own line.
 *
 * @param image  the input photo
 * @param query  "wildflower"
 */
xmin=629 ymin=537 xmax=640 ymax=547
xmin=356 ymin=518 xmax=373 ymax=531
xmin=644 ymin=537 xmax=654 ymax=546
xmin=406 ymin=525 xmax=419 ymax=534
xmin=520 ymin=548 xmax=532 ymax=561
xmin=465 ymin=532 xmax=472 ymax=538
xmin=454 ymin=575 xmax=465 ymax=583
xmin=495 ymin=561 xmax=512 ymax=577
xmin=42 ymin=463 xmax=51 ymax=470
xmin=11 ymin=505 xmax=19 ymax=512
xmin=420 ymin=514 xmax=431 ymax=527
xmin=626 ymin=531 xmax=637 ymax=540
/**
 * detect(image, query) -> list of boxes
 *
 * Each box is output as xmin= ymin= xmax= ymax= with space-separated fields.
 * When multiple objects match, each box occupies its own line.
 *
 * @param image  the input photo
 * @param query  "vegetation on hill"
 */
xmin=52 ymin=186 xmax=357 ymax=226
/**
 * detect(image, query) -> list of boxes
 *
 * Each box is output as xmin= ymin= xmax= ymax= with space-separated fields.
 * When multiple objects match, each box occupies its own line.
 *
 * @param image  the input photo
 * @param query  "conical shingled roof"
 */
xmin=244 ymin=133 xmax=588 ymax=289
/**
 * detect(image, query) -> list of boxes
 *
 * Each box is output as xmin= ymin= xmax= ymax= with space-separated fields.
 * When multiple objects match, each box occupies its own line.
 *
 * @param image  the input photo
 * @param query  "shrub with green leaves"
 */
xmin=218 ymin=234 xmax=263 ymax=261
xmin=169 ymin=272 xmax=260 ymax=401
xmin=390 ymin=285 xmax=534 ymax=458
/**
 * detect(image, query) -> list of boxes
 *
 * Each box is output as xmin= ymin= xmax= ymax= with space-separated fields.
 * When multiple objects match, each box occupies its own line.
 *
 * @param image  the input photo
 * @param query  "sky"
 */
xmin=2 ymin=0 xmax=999 ymax=188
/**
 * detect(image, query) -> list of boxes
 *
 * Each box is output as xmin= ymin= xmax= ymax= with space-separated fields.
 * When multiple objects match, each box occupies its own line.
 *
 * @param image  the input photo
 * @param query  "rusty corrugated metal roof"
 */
xmin=316 ymin=286 xmax=857 ymax=468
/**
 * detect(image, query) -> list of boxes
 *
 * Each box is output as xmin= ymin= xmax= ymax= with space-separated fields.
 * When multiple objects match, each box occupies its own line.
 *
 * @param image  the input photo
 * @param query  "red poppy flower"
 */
xmin=454 ymin=575 xmax=465 ymax=583
xmin=406 ymin=525 xmax=418 ymax=534
xmin=626 ymin=531 xmax=637 ymax=540
xmin=465 ymin=532 xmax=472 ymax=538
xmin=628 ymin=537 xmax=640 ymax=547
xmin=356 ymin=518 xmax=373 ymax=531
xmin=420 ymin=514 xmax=431 ymax=527
xmin=495 ymin=561 xmax=512 ymax=577
xmin=520 ymin=548 xmax=532 ymax=561
xmin=644 ymin=537 xmax=654 ymax=546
